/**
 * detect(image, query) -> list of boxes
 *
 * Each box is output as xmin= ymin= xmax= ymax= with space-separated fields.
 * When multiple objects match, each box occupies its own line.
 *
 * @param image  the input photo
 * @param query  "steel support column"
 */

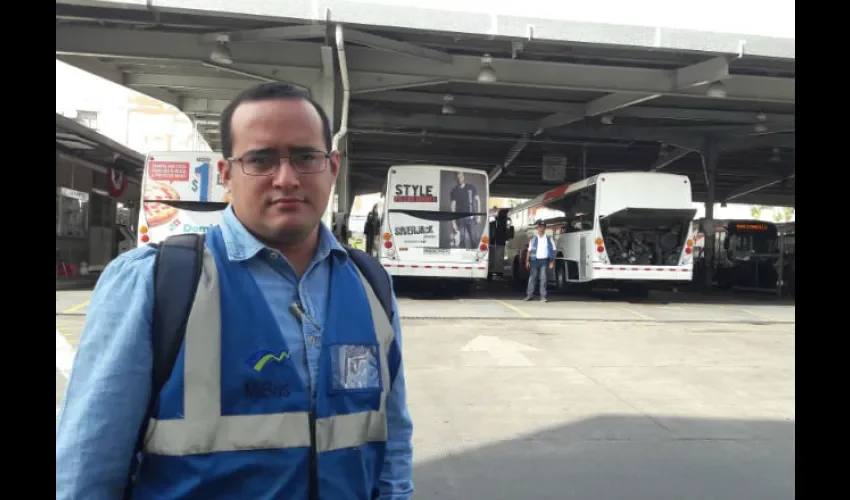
xmin=311 ymin=45 xmax=340 ymax=230
xmin=336 ymin=136 xmax=351 ymax=229
xmin=701 ymin=139 xmax=718 ymax=288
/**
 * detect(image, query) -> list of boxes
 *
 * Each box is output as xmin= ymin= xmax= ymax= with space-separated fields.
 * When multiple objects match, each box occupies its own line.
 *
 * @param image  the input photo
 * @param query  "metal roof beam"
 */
xmin=125 ymin=71 xmax=320 ymax=92
xmin=353 ymin=91 xmax=794 ymax=126
xmin=201 ymin=24 xmax=326 ymax=43
xmin=56 ymin=26 xmax=794 ymax=102
xmin=536 ymin=56 xmax=730 ymax=131
xmin=719 ymin=133 xmax=795 ymax=152
xmin=126 ymin=73 xmax=259 ymax=92
xmin=505 ymin=56 xmax=728 ymax=172
xmin=344 ymin=29 xmax=454 ymax=64
xmin=201 ymin=24 xmax=453 ymax=63
xmin=184 ymin=97 xmax=230 ymax=115
xmin=723 ymin=173 xmax=795 ymax=203
xmin=536 ymin=92 xmax=656 ymax=130
xmin=350 ymin=113 xmax=702 ymax=149
xmin=649 ymin=147 xmax=693 ymax=172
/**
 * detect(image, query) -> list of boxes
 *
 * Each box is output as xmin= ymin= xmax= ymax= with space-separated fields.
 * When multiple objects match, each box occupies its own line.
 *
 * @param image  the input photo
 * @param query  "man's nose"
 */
xmin=271 ymin=160 xmax=301 ymax=189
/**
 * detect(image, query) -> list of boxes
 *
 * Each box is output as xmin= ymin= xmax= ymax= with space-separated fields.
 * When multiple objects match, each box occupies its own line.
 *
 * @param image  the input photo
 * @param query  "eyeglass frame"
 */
xmin=226 ymin=148 xmax=334 ymax=176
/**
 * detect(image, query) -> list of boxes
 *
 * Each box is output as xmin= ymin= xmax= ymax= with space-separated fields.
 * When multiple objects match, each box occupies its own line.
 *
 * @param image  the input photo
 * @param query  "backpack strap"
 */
xmin=343 ymin=245 xmax=394 ymax=325
xmin=123 ymin=232 xmax=206 ymax=498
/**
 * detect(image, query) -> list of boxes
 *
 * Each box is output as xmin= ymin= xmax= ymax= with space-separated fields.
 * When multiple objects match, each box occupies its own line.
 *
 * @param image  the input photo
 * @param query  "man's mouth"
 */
xmin=269 ymin=196 xmax=306 ymax=208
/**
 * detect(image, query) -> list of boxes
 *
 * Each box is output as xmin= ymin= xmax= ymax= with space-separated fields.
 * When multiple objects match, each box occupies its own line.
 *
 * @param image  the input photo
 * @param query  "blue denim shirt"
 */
xmin=56 ymin=206 xmax=414 ymax=499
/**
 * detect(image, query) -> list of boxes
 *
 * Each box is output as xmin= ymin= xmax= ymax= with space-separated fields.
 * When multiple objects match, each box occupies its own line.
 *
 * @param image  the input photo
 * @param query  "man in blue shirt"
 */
xmin=524 ymin=219 xmax=556 ymax=302
xmin=56 ymin=82 xmax=414 ymax=499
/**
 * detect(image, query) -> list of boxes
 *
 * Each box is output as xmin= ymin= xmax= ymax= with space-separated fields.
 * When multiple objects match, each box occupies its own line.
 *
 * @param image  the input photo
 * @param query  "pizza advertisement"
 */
xmin=138 ymin=152 xmax=228 ymax=245
xmin=140 ymin=204 xmax=225 ymax=242
xmin=145 ymin=153 xmax=227 ymax=204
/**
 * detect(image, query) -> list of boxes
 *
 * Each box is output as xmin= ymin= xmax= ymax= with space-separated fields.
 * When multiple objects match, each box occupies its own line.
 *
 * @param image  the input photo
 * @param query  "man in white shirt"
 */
xmin=524 ymin=220 xmax=555 ymax=302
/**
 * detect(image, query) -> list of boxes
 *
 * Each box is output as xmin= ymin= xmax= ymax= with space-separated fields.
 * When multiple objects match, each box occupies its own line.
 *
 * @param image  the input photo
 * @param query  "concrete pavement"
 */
xmin=56 ymin=289 xmax=795 ymax=499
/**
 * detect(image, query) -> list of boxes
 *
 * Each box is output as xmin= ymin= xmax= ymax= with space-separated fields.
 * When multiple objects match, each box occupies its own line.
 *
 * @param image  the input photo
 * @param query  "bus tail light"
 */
xmin=685 ymin=247 xmax=692 ymax=254
xmin=479 ymin=243 xmax=488 ymax=252
xmin=141 ymin=234 xmax=150 ymax=243
xmin=597 ymin=246 xmax=604 ymax=253
xmin=384 ymin=240 xmax=393 ymax=249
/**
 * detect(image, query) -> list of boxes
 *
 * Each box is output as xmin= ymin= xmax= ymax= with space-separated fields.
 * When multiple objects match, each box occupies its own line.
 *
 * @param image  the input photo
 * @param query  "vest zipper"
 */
xmin=308 ymin=411 xmax=319 ymax=500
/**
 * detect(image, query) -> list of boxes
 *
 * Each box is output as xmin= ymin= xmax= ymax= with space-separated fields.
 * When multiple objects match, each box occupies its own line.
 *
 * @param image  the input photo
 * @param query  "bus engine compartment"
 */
xmin=598 ymin=208 xmax=696 ymax=266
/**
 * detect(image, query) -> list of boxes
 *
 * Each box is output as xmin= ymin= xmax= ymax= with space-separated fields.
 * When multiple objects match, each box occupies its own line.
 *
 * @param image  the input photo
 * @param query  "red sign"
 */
xmin=108 ymin=168 xmax=127 ymax=199
xmin=148 ymin=161 xmax=190 ymax=182
xmin=542 ymin=183 xmax=570 ymax=202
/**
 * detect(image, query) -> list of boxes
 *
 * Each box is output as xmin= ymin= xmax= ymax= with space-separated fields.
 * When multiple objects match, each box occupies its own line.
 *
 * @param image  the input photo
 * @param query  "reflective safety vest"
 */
xmin=130 ymin=226 xmax=398 ymax=500
xmin=528 ymin=234 xmax=555 ymax=261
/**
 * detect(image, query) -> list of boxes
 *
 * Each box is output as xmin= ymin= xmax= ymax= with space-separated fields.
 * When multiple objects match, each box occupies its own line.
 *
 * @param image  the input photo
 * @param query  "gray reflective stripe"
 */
xmin=145 ymin=412 xmax=312 ymax=455
xmin=143 ymin=251 xmax=393 ymax=456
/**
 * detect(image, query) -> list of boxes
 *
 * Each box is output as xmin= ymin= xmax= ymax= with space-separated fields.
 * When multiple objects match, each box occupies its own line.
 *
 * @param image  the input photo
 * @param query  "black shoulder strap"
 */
xmin=149 ymin=232 xmax=206 ymax=399
xmin=343 ymin=245 xmax=394 ymax=324
xmin=124 ymin=232 xmax=206 ymax=498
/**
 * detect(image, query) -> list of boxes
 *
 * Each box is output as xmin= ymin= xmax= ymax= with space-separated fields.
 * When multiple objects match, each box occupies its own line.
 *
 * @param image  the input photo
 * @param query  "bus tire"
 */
xmin=716 ymin=268 xmax=732 ymax=290
xmin=555 ymin=262 xmax=568 ymax=292
xmin=512 ymin=257 xmax=523 ymax=288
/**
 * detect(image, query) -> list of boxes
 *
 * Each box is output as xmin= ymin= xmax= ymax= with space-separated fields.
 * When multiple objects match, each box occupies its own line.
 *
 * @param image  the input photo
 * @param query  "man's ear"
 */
xmin=218 ymin=159 xmax=232 ymax=190
xmin=328 ymin=150 xmax=341 ymax=180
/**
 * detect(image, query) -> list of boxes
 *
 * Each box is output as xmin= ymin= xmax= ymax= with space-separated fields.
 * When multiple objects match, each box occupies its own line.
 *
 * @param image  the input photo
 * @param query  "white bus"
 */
xmin=137 ymin=151 xmax=229 ymax=245
xmin=505 ymin=171 xmax=698 ymax=297
xmin=367 ymin=165 xmax=490 ymax=290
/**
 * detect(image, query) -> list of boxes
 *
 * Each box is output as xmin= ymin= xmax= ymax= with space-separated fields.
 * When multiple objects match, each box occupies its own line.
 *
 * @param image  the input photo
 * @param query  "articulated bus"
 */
xmin=366 ymin=165 xmax=490 ymax=290
xmin=137 ymin=151 xmax=335 ymax=246
xmin=505 ymin=171 xmax=698 ymax=297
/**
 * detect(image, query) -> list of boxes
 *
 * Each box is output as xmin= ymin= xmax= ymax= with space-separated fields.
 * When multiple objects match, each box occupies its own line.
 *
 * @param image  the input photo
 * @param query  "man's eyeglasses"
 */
xmin=227 ymin=149 xmax=331 ymax=176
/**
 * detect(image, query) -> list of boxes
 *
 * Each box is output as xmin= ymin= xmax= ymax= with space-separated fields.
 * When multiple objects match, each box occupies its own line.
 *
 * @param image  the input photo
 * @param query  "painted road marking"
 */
xmin=55 ymin=329 xmax=76 ymax=380
xmin=609 ymin=303 xmax=655 ymax=321
xmin=62 ymin=300 xmax=90 ymax=314
xmin=461 ymin=334 xmax=538 ymax=366
xmin=493 ymin=300 xmax=531 ymax=318
xmin=55 ymin=321 xmax=77 ymax=342
xmin=740 ymin=308 xmax=771 ymax=320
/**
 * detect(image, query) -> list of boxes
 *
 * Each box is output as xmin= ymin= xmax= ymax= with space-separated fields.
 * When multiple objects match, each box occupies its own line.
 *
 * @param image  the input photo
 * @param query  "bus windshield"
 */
xmin=727 ymin=222 xmax=779 ymax=254
xmin=385 ymin=165 xmax=489 ymax=252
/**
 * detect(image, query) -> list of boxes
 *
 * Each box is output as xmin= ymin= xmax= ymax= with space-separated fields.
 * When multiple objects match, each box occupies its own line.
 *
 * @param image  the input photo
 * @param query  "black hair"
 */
xmin=219 ymin=82 xmax=333 ymax=158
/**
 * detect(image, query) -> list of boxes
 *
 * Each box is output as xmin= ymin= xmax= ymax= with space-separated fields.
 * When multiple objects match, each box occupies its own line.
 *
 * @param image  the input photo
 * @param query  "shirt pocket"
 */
xmin=328 ymin=343 xmax=383 ymax=394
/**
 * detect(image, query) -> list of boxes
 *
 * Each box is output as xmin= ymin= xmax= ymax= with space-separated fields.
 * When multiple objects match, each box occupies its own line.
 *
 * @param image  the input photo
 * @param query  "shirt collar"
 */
xmin=219 ymin=205 xmax=347 ymax=264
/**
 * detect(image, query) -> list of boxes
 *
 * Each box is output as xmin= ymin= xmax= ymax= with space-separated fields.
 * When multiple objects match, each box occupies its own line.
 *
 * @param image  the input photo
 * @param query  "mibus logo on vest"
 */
xmin=244 ymin=349 xmax=292 ymax=400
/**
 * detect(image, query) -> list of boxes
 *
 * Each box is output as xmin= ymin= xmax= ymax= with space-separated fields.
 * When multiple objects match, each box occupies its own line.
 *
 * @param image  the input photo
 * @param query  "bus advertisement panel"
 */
xmin=137 ymin=151 xmax=228 ymax=245
xmin=387 ymin=166 xmax=488 ymax=251
xmin=378 ymin=165 xmax=490 ymax=283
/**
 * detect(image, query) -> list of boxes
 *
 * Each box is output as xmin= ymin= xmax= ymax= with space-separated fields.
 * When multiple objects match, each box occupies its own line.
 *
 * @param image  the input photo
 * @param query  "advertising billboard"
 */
xmin=387 ymin=167 xmax=488 ymax=251
xmin=139 ymin=152 xmax=227 ymax=245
